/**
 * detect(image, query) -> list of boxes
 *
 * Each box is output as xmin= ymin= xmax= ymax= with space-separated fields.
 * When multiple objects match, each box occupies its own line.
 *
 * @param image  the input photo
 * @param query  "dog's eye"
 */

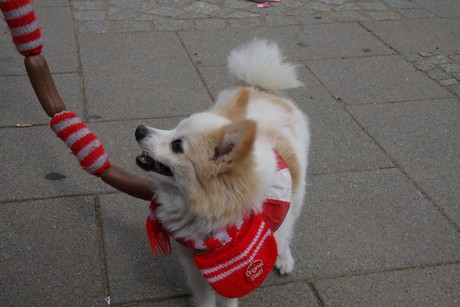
xmin=171 ymin=139 xmax=184 ymax=154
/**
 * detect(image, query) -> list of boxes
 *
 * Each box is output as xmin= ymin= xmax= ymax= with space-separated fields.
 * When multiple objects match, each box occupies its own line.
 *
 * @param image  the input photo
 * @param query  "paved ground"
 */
xmin=1 ymin=0 xmax=459 ymax=306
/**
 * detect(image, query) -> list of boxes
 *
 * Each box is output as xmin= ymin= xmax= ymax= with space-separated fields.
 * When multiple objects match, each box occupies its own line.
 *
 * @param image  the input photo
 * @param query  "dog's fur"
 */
xmin=136 ymin=39 xmax=310 ymax=307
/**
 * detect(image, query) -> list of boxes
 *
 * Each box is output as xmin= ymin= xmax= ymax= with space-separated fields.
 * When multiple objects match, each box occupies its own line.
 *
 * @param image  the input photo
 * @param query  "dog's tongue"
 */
xmin=135 ymin=154 xmax=174 ymax=176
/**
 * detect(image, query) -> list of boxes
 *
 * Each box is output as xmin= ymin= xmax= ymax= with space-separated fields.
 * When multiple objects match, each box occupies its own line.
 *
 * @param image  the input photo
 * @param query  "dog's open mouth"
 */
xmin=136 ymin=153 xmax=174 ymax=177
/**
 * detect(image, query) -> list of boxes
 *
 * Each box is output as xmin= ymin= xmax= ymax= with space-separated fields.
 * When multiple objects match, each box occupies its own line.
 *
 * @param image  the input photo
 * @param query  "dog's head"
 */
xmin=135 ymin=112 xmax=261 ymax=223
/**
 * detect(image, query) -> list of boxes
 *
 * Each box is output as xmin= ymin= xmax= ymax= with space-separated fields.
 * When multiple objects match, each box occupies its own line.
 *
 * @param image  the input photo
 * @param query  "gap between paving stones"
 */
xmin=70 ymin=4 xmax=90 ymax=121
xmin=0 ymin=191 xmax=120 ymax=206
xmin=343 ymin=103 xmax=460 ymax=232
xmin=0 ymin=165 xmax=403 ymax=205
xmin=357 ymin=21 xmax=460 ymax=98
xmin=307 ymin=281 xmax=326 ymax=307
xmin=175 ymin=31 xmax=216 ymax=101
xmin=94 ymin=195 xmax=112 ymax=300
xmin=110 ymin=294 xmax=192 ymax=307
xmin=405 ymin=49 xmax=460 ymax=97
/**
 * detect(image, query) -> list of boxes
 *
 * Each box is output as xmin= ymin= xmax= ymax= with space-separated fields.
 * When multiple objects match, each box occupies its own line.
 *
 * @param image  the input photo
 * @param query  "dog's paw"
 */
xmin=275 ymin=253 xmax=294 ymax=275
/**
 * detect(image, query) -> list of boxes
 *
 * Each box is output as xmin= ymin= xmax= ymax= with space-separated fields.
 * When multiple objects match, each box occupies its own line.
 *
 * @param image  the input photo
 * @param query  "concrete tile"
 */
xmin=199 ymin=65 xmax=393 ymax=174
xmin=363 ymin=19 xmax=460 ymax=53
xmin=0 ymin=197 xmax=104 ymax=306
xmin=179 ymin=23 xmax=393 ymax=66
xmin=307 ymin=55 xmax=451 ymax=105
xmin=315 ymin=264 xmax=460 ymax=305
xmin=0 ymin=73 xmax=84 ymax=126
xmin=0 ymin=6 xmax=78 ymax=75
xmin=348 ymin=98 xmax=460 ymax=224
xmin=0 ymin=33 xmax=25 ymax=75
xmin=291 ymin=169 xmax=460 ymax=277
xmin=239 ymin=282 xmax=320 ymax=306
xmin=35 ymin=0 xmax=70 ymax=6
xmin=99 ymin=193 xmax=188 ymax=304
xmin=37 ymin=6 xmax=79 ymax=73
xmin=0 ymin=126 xmax=110 ymax=201
xmin=412 ymin=0 xmax=460 ymax=17
xmin=78 ymin=32 xmax=212 ymax=121
xmin=138 ymin=297 xmax=194 ymax=306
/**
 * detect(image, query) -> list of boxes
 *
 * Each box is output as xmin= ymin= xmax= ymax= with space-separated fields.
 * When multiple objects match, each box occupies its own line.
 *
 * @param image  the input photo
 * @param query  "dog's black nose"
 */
xmin=135 ymin=125 xmax=148 ymax=141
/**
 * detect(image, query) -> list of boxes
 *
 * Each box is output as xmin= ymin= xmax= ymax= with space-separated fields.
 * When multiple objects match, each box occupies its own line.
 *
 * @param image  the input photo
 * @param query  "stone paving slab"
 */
xmin=0 ymin=38 xmax=26 ymax=76
xmin=291 ymin=169 xmax=460 ymax=278
xmin=0 ymin=6 xmax=78 ymax=75
xmin=138 ymin=297 xmax=194 ymax=306
xmin=239 ymin=282 xmax=319 ymax=306
xmin=362 ymin=18 xmax=460 ymax=53
xmin=179 ymin=23 xmax=394 ymax=67
xmin=0 ymin=126 xmax=110 ymax=202
xmin=348 ymin=98 xmax=460 ymax=225
xmin=35 ymin=0 xmax=70 ymax=7
xmin=69 ymin=0 xmax=443 ymax=33
xmin=0 ymin=196 xmax=104 ymax=306
xmin=307 ymin=55 xmax=452 ymax=105
xmin=78 ymin=32 xmax=212 ymax=121
xmin=0 ymin=73 xmax=83 ymax=127
xmin=315 ymin=264 xmax=460 ymax=305
xmin=199 ymin=64 xmax=393 ymax=174
xmin=412 ymin=0 xmax=460 ymax=18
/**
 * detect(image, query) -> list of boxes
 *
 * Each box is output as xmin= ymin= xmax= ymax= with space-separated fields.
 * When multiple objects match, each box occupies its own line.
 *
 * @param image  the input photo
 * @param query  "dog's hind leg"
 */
xmin=274 ymin=173 xmax=307 ymax=274
xmin=273 ymin=192 xmax=305 ymax=275
xmin=177 ymin=245 xmax=217 ymax=307
xmin=273 ymin=212 xmax=296 ymax=275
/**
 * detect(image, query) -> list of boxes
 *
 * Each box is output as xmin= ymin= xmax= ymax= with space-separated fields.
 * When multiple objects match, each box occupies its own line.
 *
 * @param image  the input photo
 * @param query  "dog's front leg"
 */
xmin=177 ymin=244 xmax=217 ymax=307
xmin=219 ymin=296 xmax=238 ymax=307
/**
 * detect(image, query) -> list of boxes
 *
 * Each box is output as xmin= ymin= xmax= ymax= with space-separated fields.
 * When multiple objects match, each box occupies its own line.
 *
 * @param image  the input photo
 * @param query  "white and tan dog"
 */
xmin=135 ymin=39 xmax=310 ymax=307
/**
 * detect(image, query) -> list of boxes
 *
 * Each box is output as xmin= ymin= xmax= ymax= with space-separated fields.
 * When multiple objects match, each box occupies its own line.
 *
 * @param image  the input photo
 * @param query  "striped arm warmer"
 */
xmin=50 ymin=111 xmax=111 ymax=177
xmin=0 ymin=0 xmax=43 ymax=56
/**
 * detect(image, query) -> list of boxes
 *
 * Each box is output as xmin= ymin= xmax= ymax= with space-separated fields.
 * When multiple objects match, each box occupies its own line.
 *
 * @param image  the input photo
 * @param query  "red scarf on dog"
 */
xmin=146 ymin=150 xmax=291 ymax=298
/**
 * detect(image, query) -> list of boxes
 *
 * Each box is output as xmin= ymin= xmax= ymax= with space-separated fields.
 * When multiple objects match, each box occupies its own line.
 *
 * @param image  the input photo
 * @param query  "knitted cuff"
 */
xmin=0 ymin=0 xmax=43 ymax=56
xmin=50 ymin=111 xmax=110 ymax=177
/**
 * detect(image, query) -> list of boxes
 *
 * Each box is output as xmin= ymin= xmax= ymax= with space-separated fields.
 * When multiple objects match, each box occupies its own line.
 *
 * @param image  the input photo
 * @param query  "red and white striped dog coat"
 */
xmin=146 ymin=150 xmax=292 ymax=298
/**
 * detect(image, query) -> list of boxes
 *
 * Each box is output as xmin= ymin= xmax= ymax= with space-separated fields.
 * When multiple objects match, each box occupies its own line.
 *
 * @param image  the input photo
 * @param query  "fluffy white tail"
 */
xmin=227 ymin=38 xmax=302 ymax=91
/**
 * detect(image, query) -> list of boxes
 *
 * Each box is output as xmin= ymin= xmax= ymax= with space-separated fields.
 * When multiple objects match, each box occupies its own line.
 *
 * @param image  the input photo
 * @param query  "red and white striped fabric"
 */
xmin=50 ymin=111 xmax=111 ymax=177
xmin=193 ymin=213 xmax=278 ymax=298
xmin=146 ymin=150 xmax=292 ymax=298
xmin=147 ymin=198 xmax=278 ymax=298
xmin=261 ymin=149 xmax=292 ymax=232
xmin=0 ymin=0 xmax=43 ymax=56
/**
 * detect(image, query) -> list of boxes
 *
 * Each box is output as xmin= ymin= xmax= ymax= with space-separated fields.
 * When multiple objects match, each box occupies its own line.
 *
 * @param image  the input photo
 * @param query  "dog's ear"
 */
xmin=213 ymin=119 xmax=256 ymax=173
